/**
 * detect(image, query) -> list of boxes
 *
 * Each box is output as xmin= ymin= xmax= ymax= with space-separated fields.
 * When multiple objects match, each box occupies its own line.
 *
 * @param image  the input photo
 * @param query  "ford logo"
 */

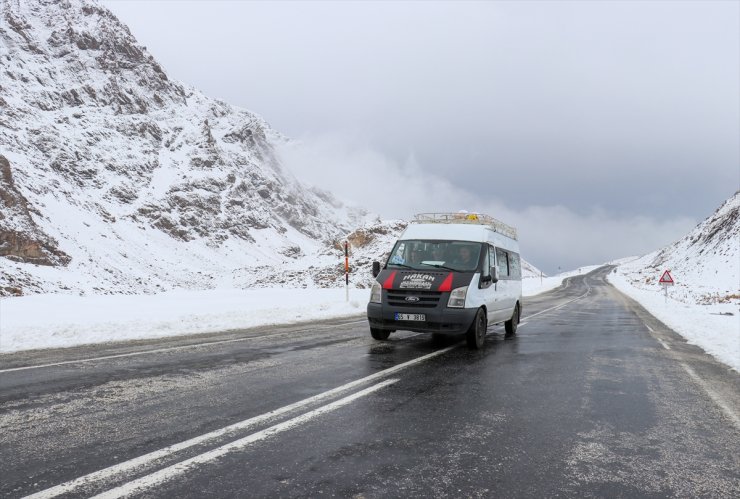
xmin=405 ymin=296 xmax=420 ymax=302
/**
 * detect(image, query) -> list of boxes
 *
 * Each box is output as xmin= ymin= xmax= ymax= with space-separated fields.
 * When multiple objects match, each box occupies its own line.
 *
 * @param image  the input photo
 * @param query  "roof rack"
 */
xmin=412 ymin=212 xmax=518 ymax=240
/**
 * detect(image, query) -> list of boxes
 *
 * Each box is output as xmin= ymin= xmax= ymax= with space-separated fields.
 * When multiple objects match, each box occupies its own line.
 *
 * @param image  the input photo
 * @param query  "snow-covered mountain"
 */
xmin=0 ymin=0 xmax=367 ymax=296
xmin=615 ymin=191 xmax=739 ymax=305
xmin=0 ymin=0 xmax=545 ymax=298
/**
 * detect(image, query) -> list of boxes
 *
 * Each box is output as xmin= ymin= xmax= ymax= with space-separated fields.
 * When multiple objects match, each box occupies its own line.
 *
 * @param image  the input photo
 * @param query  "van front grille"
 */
xmin=386 ymin=289 xmax=442 ymax=308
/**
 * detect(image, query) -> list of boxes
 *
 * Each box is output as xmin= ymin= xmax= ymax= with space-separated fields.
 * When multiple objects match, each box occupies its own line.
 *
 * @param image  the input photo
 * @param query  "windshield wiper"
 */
xmin=388 ymin=262 xmax=414 ymax=269
xmin=422 ymin=263 xmax=459 ymax=271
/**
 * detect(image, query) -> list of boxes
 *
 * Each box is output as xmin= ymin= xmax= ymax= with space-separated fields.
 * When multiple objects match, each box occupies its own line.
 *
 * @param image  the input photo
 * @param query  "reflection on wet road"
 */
xmin=2 ymin=267 xmax=738 ymax=498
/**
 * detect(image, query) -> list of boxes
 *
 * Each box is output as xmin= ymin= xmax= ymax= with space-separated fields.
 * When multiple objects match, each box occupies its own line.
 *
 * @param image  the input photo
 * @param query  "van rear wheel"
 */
xmin=505 ymin=303 xmax=520 ymax=338
xmin=370 ymin=328 xmax=391 ymax=341
xmin=466 ymin=308 xmax=487 ymax=349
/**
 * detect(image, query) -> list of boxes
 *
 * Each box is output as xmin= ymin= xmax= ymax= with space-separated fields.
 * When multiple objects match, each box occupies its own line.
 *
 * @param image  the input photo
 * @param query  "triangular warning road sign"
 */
xmin=659 ymin=270 xmax=674 ymax=284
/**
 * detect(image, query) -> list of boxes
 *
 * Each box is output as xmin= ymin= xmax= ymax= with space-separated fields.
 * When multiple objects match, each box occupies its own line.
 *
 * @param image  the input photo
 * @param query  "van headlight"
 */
xmin=370 ymin=281 xmax=382 ymax=303
xmin=447 ymin=286 xmax=468 ymax=308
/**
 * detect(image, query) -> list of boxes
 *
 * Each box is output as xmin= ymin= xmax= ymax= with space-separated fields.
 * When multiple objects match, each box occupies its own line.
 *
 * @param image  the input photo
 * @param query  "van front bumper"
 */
xmin=367 ymin=302 xmax=478 ymax=335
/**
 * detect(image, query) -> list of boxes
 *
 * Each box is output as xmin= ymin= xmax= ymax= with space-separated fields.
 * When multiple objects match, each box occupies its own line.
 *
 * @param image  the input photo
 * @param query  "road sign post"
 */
xmin=659 ymin=270 xmax=674 ymax=303
xmin=345 ymin=241 xmax=349 ymax=302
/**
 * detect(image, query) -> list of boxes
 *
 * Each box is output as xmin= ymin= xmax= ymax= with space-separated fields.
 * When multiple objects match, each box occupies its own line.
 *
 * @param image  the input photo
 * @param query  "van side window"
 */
xmin=496 ymin=247 xmax=509 ymax=278
xmin=509 ymin=252 xmax=522 ymax=279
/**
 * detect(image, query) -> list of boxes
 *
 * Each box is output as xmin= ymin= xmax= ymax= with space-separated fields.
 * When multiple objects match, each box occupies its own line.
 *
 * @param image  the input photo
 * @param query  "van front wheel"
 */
xmin=466 ymin=308 xmax=487 ymax=349
xmin=370 ymin=328 xmax=391 ymax=341
xmin=505 ymin=303 xmax=520 ymax=338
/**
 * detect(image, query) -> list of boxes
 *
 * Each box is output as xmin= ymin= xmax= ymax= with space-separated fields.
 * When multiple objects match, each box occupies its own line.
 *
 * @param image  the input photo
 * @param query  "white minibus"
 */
xmin=367 ymin=213 xmax=523 ymax=349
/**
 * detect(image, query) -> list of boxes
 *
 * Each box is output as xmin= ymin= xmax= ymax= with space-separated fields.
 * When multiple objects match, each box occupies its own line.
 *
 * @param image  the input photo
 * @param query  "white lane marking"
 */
xmin=642 ymin=320 xmax=670 ymax=350
xmin=0 ymin=320 xmax=367 ymax=373
xmin=23 ymin=345 xmax=457 ymax=499
xmin=680 ymin=364 xmax=740 ymax=430
xmin=91 ymin=379 xmax=399 ymax=499
xmin=522 ymin=289 xmax=590 ymax=321
xmin=518 ymin=322 xmax=528 ymax=327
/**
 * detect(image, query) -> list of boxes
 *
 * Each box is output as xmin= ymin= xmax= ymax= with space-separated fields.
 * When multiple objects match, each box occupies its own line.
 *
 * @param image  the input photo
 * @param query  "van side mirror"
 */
xmin=372 ymin=261 xmax=381 ymax=278
xmin=491 ymin=267 xmax=499 ymax=283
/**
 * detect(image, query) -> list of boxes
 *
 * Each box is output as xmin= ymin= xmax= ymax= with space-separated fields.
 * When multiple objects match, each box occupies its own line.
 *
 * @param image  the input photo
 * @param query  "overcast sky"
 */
xmin=103 ymin=0 xmax=739 ymax=273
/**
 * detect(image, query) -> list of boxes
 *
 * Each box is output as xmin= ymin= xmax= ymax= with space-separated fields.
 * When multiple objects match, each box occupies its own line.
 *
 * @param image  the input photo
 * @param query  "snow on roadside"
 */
xmin=0 ymin=288 xmax=370 ymax=353
xmin=608 ymin=269 xmax=739 ymax=372
xmin=0 ymin=266 xmax=594 ymax=354
xmin=605 ymin=193 xmax=739 ymax=371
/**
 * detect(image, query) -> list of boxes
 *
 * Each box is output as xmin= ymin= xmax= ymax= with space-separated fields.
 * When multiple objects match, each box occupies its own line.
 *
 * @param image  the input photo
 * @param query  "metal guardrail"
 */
xmin=412 ymin=212 xmax=518 ymax=240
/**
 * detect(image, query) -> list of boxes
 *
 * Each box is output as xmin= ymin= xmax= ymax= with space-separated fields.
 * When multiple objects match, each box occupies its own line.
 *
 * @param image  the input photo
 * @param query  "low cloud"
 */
xmin=279 ymin=134 xmax=697 ymax=274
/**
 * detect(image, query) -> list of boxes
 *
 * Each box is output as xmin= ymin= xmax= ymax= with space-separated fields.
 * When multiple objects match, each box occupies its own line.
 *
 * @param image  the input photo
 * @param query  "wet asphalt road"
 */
xmin=1 ymin=266 xmax=738 ymax=498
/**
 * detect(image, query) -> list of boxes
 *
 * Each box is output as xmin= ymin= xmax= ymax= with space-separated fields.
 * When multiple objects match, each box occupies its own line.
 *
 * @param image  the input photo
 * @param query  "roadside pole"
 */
xmin=345 ymin=241 xmax=349 ymax=302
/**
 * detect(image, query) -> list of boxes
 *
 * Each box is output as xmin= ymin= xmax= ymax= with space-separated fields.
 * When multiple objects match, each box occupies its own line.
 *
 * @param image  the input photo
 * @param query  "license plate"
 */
xmin=395 ymin=313 xmax=426 ymax=321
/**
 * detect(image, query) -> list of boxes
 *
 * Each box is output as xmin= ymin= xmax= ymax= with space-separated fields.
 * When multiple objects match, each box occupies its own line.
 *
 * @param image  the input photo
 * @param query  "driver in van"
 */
xmin=431 ymin=245 xmax=445 ymax=261
xmin=408 ymin=244 xmax=426 ymax=266
xmin=455 ymin=246 xmax=475 ymax=269
xmin=409 ymin=248 xmax=423 ymax=265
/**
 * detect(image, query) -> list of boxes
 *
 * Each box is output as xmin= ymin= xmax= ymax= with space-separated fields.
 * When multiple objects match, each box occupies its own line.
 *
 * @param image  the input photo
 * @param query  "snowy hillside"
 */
xmin=0 ymin=0 xmax=367 ymax=296
xmin=609 ymin=191 xmax=739 ymax=370
xmin=522 ymin=258 xmax=545 ymax=279
xmin=614 ymin=191 xmax=739 ymax=306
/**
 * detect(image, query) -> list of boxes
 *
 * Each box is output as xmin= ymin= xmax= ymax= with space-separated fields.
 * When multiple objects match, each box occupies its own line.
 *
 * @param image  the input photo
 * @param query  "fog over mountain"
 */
xmin=101 ymin=0 xmax=738 ymax=273
xmin=0 ymin=0 xmax=545 ymax=297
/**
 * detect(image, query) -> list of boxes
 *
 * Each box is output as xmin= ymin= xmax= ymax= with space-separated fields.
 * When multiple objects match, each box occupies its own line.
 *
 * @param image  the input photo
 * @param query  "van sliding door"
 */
xmin=495 ymin=247 xmax=516 ymax=316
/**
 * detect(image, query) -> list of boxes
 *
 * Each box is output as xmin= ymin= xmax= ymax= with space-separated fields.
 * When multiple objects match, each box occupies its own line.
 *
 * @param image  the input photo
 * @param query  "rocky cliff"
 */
xmin=0 ymin=0 xmax=366 ymax=295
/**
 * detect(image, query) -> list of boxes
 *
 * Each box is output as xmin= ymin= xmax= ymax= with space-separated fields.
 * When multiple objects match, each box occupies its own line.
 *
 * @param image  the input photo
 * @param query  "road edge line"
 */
xmin=680 ymin=364 xmax=740 ymax=430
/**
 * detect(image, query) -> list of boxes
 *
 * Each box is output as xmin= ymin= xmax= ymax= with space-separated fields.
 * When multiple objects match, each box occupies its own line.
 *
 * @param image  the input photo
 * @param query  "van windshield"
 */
xmin=387 ymin=240 xmax=482 ymax=272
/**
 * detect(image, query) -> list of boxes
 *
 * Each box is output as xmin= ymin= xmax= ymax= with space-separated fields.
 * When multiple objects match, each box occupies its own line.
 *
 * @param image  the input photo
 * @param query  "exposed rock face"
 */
xmin=0 ymin=155 xmax=70 ymax=266
xmin=0 ymin=0 xmax=366 ymax=295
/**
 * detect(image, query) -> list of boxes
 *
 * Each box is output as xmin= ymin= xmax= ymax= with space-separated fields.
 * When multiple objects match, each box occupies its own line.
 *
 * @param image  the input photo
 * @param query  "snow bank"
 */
xmin=0 ymin=266 xmax=597 ymax=353
xmin=0 ymin=266 xmax=593 ymax=354
xmin=0 ymin=288 xmax=369 ymax=353
xmin=608 ymin=270 xmax=739 ymax=371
